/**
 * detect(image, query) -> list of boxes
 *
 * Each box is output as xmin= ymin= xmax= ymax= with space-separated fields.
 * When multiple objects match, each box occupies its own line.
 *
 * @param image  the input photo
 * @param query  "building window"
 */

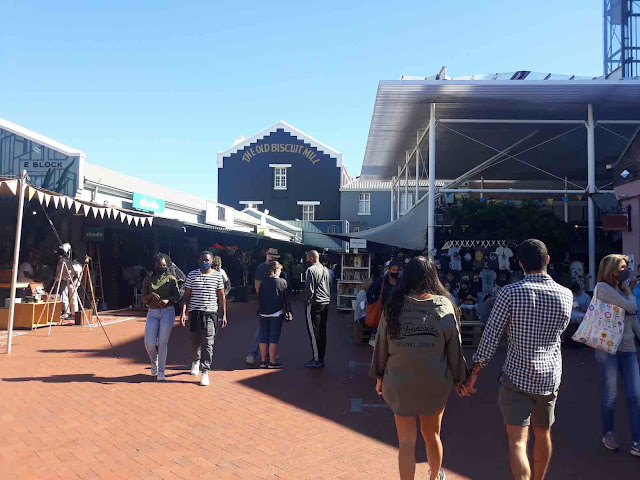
xmin=353 ymin=226 xmax=360 ymax=232
xmin=400 ymin=192 xmax=415 ymax=215
xmin=358 ymin=193 xmax=371 ymax=214
xmin=217 ymin=206 xmax=226 ymax=222
xmin=274 ymin=167 xmax=287 ymax=190
xmin=302 ymin=204 xmax=315 ymax=221
xmin=327 ymin=225 xmax=339 ymax=234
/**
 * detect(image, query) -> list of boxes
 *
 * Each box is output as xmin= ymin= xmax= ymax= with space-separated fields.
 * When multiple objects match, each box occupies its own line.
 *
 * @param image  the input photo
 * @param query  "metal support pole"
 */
xmin=396 ymin=166 xmax=401 ymax=219
xmin=390 ymin=177 xmax=395 ymax=221
xmin=480 ymin=177 xmax=484 ymax=199
xmin=587 ymin=104 xmax=596 ymax=290
xmin=6 ymin=171 xmax=27 ymax=354
xmin=415 ymin=140 xmax=420 ymax=201
xmin=404 ymin=152 xmax=409 ymax=215
xmin=564 ymin=177 xmax=569 ymax=223
xmin=428 ymin=103 xmax=436 ymax=257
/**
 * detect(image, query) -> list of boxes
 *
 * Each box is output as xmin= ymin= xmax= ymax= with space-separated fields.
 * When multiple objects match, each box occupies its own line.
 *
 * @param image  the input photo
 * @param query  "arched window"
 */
xmin=327 ymin=225 xmax=339 ymax=234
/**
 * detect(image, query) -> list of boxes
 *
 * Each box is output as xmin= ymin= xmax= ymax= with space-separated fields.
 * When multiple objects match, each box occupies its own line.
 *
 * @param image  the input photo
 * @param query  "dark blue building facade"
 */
xmin=217 ymin=122 xmax=346 ymax=221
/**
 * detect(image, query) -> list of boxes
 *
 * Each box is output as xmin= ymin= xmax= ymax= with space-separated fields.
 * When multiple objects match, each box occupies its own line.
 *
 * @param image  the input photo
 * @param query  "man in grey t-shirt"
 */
xmin=304 ymin=250 xmax=331 ymax=368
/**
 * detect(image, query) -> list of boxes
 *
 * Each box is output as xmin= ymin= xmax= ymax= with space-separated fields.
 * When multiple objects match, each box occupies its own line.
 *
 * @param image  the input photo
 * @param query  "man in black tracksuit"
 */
xmin=303 ymin=250 xmax=331 ymax=368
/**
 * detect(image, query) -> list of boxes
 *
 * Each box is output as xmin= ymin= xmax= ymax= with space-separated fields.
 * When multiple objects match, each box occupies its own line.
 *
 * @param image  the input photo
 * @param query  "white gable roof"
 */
xmin=0 ymin=117 xmax=86 ymax=158
xmin=217 ymin=120 xmax=343 ymax=168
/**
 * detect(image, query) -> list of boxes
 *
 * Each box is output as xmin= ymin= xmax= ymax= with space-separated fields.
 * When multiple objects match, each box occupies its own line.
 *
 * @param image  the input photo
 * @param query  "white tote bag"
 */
xmin=572 ymin=286 xmax=626 ymax=354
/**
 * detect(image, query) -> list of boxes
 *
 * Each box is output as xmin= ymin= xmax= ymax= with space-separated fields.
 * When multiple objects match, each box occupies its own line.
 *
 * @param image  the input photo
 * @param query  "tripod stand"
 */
xmin=36 ymin=258 xmax=93 ymax=335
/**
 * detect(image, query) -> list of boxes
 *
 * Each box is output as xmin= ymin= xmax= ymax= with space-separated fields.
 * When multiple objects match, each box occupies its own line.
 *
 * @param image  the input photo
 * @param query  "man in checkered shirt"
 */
xmin=464 ymin=239 xmax=572 ymax=480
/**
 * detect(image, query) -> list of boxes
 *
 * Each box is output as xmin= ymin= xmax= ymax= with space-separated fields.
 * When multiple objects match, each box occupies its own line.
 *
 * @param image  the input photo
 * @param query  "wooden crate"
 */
xmin=460 ymin=321 xmax=485 ymax=347
xmin=353 ymin=322 xmax=373 ymax=344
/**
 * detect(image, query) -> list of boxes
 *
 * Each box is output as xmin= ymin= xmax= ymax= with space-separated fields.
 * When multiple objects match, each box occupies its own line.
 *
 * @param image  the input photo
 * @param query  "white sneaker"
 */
xmin=157 ymin=372 xmax=165 ymax=381
xmin=245 ymin=355 xmax=256 ymax=365
xmin=368 ymin=338 xmax=376 ymax=347
xmin=190 ymin=361 xmax=200 ymax=375
xmin=200 ymin=371 xmax=210 ymax=386
xmin=150 ymin=362 xmax=158 ymax=376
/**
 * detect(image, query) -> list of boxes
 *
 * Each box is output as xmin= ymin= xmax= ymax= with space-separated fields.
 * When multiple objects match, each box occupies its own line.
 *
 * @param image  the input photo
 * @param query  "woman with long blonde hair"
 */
xmin=593 ymin=254 xmax=640 ymax=456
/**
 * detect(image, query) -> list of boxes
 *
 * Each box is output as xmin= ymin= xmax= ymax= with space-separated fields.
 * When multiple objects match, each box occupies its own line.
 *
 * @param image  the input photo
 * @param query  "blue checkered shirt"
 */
xmin=473 ymin=274 xmax=573 ymax=395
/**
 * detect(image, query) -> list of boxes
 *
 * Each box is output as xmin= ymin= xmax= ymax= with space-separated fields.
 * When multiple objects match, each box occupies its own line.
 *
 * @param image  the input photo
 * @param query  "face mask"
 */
xmin=388 ymin=272 xmax=399 ymax=279
xmin=200 ymin=261 xmax=211 ymax=271
xmin=616 ymin=269 xmax=631 ymax=282
xmin=156 ymin=267 xmax=167 ymax=275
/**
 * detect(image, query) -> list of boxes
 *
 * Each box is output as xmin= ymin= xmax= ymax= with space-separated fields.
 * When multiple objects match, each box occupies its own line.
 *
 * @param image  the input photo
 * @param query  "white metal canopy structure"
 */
xmin=355 ymin=73 xmax=640 ymax=288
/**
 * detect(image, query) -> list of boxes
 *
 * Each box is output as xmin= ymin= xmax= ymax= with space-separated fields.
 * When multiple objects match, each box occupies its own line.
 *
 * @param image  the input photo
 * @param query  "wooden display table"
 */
xmin=0 ymin=302 xmax=62 ymax=330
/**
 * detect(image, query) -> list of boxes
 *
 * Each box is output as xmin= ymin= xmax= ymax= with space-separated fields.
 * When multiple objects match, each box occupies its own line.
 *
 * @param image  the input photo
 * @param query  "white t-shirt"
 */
xmin=495 ymin=247 xmax=513 ymax=271
xmin=448 ymin=247 xmax=462 ymax=271
xmin=17 ymin=262 xmax=34 ymax=283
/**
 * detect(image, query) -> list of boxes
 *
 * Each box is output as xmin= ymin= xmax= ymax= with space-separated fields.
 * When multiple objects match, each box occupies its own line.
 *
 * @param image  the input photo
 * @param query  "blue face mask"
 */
xmin=200 ymin=261 xmax=211 ymax=271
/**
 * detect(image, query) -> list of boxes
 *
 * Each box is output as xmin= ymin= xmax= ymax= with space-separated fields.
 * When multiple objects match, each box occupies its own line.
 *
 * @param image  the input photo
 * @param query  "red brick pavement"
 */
xmin=0 ymin=298 xmax=638 ymax=479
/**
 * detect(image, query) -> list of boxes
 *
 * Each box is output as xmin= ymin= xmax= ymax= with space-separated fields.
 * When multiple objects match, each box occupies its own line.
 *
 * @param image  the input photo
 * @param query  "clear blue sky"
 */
xmin=1 ymin=0 xmax=602 ymax=200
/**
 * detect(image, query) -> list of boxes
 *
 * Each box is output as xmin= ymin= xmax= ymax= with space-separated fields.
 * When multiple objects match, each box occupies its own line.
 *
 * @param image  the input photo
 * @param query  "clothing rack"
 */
xmin=441 ymin=240 xmax=517 ymax=249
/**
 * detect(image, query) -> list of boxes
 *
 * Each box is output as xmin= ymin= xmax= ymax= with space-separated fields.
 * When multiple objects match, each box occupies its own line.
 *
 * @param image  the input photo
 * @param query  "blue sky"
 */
xmin=1 ymin=1 xmax=602 ymax=200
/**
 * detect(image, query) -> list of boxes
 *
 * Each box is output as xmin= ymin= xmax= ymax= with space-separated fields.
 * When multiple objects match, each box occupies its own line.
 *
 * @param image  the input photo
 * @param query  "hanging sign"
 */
xmin=132 ymin=192 xmax=165 ymax=214
xmin=350 ymin=238 xmax=367 ymax=249
xmin=602 ymin=213 xmax=629 ymax=231
xmin=85 ymin=226 xmax=104 ymax=242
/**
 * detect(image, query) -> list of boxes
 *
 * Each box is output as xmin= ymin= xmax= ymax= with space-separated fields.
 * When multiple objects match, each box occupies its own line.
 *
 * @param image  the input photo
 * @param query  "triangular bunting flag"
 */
xmin=65 ymin=197 xmax=74 ymax=209
xmin=577 ymin=194 xmax=583 ymax=201
xmin=147 ymin=217 xmax=153 ymax=226
xmin=126 ymin=215 xmax=133 ymax=225
xmin=133 ymin=216 xmax=140 ymax=226
xmin=26 ymin=186 xmax=36 ymax=201
xmin=0 ymin=179 xmax=19 ymax=195
xmin=36 ymin=190 xmax=45 ymax=204
xmin=546 ymin=198 xmax=554 ymax=205
xmin=91 ymin=206 xmax=99 ymax=217
xmin=52 ymin=196 xmax=60 ymax=208
xmin=43 ymin=193 xmax=51 ymax=206
xmin=98 ymin=208 xmax=105 ymax=219
xmin=105 ymin=207 xmax=112 ymax=219
xmin=74 ymin=201 xmax=83 ymax=214
xmin=561 ymin=196 xmax=569 ymax=203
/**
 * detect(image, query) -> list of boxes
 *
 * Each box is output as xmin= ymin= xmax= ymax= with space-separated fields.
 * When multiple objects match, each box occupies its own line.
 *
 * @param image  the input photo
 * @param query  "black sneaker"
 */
xmin=260 ymin=361 xmax=269 ymax=369
xmin=268 ymin=362 xmax=282 ymax=369
xmin=304 ymin=359 xmax=324 ymax=368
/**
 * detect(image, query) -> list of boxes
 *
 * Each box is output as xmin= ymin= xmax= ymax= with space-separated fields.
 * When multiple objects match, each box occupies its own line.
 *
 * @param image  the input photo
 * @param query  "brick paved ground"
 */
xmin=1 ymin=297 xmax=639 ymax=479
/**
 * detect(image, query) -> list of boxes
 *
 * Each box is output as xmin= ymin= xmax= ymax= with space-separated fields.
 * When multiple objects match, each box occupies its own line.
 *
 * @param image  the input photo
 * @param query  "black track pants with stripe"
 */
xmin=306 ymin=303 xmax=329 ymax=362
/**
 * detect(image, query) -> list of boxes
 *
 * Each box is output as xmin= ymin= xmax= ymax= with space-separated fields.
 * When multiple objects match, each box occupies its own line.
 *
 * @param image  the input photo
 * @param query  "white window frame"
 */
xmin=400 ymin=192 xmax=415 ymax=215
xmin=297 ymin=201 xmax=319 ymax=221
xmin=358 ymin=192 xmax=371 ymax=215
xmin=327 ymin=225 xmax=339 ymax=234
xmin=270 ymin=164 xmax=291 ymax=191
xmin=302 ymin=204 xmax=315 ymax=221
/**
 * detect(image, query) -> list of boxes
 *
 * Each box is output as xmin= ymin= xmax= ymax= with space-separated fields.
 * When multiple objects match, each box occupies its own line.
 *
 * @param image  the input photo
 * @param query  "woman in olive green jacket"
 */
xmin=141 ymin=253 xmax=181 ymax=381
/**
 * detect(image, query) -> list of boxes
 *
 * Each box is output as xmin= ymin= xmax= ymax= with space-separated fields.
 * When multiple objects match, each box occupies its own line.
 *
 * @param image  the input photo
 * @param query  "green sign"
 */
xmin=85 ymin=227 xmax=104 ymax=242
xmin=133 ymin=192 xmax=165 ymax=213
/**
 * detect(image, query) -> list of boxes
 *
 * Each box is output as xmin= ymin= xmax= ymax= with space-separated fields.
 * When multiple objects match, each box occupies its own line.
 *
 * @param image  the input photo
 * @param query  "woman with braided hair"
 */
xmin=141 ymin=253 xmax=181 ymax=381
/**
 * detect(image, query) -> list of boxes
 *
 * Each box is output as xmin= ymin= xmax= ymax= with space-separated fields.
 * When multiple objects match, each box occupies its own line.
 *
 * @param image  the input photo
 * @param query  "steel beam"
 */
xmin=428 ymin=104 xmax=436 ymax=256
xmin=587 ymin=104 xmax=596 ymax=290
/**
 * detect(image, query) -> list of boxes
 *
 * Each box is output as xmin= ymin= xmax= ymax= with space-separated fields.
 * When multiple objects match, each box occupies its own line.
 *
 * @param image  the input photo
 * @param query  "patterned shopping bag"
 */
xmin=572 ymin=286 xmax=626 ymax=354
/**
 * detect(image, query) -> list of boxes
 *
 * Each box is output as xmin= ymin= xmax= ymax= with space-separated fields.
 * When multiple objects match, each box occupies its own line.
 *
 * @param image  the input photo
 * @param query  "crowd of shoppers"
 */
xmin=135 ymin=239 xmax=640 ymax=478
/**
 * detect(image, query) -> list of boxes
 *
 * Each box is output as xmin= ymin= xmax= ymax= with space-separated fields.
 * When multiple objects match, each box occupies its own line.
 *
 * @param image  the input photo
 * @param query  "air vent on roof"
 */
xmin=511 ymin=71 xmax=531 ymax=80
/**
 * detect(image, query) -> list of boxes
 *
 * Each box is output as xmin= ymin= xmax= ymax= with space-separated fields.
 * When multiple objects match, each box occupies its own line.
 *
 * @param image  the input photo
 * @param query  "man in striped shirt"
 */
xmin=180 ymin=251 xmax=227 ymax=386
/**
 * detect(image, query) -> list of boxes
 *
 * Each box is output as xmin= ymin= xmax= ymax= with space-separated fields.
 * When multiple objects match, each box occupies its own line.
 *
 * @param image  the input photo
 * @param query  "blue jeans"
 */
xmin=248 ymin=318 xmax=260 ymax=358
xmin=595 ymin=350 xmax=640 ymax=443
xmin=144 ymin=307 xmax=175 ymax=374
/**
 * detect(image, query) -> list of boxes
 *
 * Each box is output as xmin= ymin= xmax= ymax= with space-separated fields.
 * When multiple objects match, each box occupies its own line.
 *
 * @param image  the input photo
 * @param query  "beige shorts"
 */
xmin=498 ymin=374 xmax=558 ymax=429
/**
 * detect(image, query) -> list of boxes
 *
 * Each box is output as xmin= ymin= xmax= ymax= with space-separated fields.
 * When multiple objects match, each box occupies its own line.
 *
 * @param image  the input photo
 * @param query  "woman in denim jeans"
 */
xmin=141 ymin=253 xmax=181 ymax=381
xmin=593 ymin=254 xmax=640 ymax=456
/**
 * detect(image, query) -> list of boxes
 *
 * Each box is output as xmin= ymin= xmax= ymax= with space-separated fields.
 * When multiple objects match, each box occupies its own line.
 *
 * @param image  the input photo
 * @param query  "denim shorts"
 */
xmin=258 ymin=314 xmax=284 ymax=344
